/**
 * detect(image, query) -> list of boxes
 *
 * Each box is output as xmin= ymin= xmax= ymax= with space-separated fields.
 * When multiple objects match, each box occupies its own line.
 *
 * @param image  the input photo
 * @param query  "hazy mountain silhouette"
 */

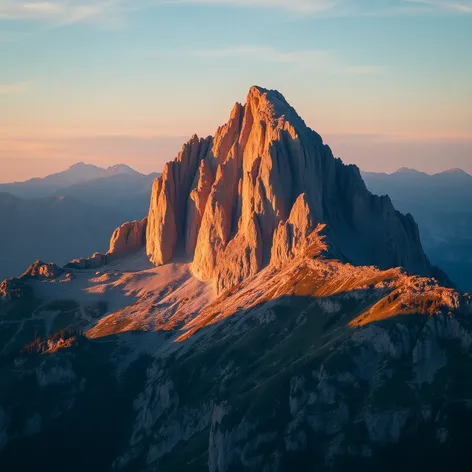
xmin=0 ymin=192 xmax=133 ymax=280
xmin=363 ymin=168 xmax=472 ymax=292
xmin=52 ymin=172 xmax=159 ymax=210
xmin=0 ymin=162 xmax=144 ymax=199
xmin=0 ymin=164 xmax=159 ymax=280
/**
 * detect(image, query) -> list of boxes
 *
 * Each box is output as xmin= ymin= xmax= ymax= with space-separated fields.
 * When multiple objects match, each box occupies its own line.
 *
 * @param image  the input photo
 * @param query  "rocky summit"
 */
xmin=147 ymin=86 xmax=441 ymax=293
xmin=0 ymin=87 xmax=470 ymax=472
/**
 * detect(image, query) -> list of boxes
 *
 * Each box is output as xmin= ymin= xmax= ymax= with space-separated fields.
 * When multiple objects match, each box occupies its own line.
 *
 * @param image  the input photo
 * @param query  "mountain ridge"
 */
xmin=146 ymin=85 xmax=446 ymax=293
xmin=0 ymin=162 xmax=149 ymax=199
xmin=363 ymin=167 xmax=471 ymax=178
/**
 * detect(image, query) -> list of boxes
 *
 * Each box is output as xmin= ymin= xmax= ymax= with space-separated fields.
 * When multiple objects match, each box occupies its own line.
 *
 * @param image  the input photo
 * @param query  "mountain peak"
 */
xmin=146 ymin=86 xmax=444 ymax=292
xmin=146 ymin=87 xmax=441 ymax=294
xmin=66 ymin=162 xmax=138 ymax=176
xmin=68 ymin=162 xmax=98 ymax=171
xmin=440 ymin=168 xmax=470 ymax=176
xmin=246 ymin=85 xmax=304 ymax=125
xmin=247 ymin=85 xmax=286 ymax=106
xmin=106 ymin=164 xmax=138 ymax=175
xmin=395 ymin=167 xmax=423 ymax=175
xmin=248 ymin=84 xmax=269 ymax=94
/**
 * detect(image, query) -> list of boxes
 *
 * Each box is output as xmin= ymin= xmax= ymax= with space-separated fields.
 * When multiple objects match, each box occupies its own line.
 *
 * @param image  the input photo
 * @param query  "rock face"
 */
xmin=146 ymin=86 xmax=440 ymax=293
xmin=271 ymin=194 xmax=318 ymax=269
xmin=147 ymin=136 xmax=212 ymax=266
xmin=20 ymin=260 xmax=64 ymax=280
xmin=108 ymin=217 xmax=147 ymax=259
xmin=65 ymin=253 xmax=108 ymax=270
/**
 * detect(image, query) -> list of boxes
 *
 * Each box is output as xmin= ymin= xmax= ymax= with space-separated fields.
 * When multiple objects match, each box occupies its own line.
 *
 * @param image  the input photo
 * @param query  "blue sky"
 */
xmin=0 ymin=0 xmax=471 ymax=181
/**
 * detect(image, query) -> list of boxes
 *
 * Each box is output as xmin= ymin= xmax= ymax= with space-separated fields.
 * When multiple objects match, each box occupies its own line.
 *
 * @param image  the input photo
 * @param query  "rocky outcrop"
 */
xmin=146 ymin=86 xmax=443 ymax=294
xmin=270 ymin=193 xmax=317 ymax=269
xmin=1 ymin=260 xmax=66 ymax=300
xmin=65 ymin=253 xmax=108 ymax=270
xmin=64 ymin=218 xmax=147 ymax=270
xmin=20 ymin=260 xmax=64 ymax=280
xmin=0 ymin=278 xmax=33 ymax=300
xmin=108 ymin=217 xmax=147 ymax=259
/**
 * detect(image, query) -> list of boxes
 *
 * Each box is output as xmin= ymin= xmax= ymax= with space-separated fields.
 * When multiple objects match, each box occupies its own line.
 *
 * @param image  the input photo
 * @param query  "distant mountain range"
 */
xmin=0 ymin=163 xmax=159 ymax=280
xmin=0 ymin=161 xmax=159 ymax=202
xmin=362 ymin=167 xmax=472 ymax=292
xmin=363 ymin=167 xmax=472 ymax=200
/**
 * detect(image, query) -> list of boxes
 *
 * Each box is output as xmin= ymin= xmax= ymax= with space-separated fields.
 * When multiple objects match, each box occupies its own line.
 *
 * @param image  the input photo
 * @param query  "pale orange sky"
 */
xmin=1 ymin=132 xmax=471 ymax=182
xmin=1 ymin=0 xmax=471 ymax=181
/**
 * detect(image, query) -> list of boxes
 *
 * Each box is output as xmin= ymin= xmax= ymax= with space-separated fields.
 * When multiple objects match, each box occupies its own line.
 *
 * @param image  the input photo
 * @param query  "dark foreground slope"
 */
xmin=0 ymin=235 xmax=471 ymax=472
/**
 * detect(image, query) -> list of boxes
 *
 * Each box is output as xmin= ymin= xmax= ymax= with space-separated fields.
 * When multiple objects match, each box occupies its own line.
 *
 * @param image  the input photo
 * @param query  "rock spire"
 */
xmin=146 ymin=86 xmax=439 ymax=293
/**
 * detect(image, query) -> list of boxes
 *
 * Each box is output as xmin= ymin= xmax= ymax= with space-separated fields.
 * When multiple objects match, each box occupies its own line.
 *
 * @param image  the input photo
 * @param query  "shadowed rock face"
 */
xmin=146 ymin=86 xmax=439 ymax=293
xmin=108 ymin=217 xmax=147 ymax=259
xmin=19 ymin=260 xmax=64 ymax=280
xmin=147 ymin=135 xmax=213 ymax=266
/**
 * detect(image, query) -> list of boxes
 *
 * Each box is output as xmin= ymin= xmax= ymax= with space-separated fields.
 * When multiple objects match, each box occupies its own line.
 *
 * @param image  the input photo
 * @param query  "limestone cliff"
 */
xmin=146 ymin=86 xmax=440 ymax=293
xmin=108 ymin=217 xmax=147 ymax=259
xmin=146 ymin=136 xmax=212 ymax=266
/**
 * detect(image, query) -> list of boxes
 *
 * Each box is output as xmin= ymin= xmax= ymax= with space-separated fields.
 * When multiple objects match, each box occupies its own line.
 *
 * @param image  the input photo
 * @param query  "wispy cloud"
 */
xmin=161 ymin=0 xmax=472 ymax=15
xmin=406 ymin=0 xmax=472 ymax=13
xmin=0 ymin=0 xmax=470 ymax=28
xmin=0 ymin=1 xmax=126 ymax=26
xmin=165 ymin=0 xmax=337 ymax=14
xmin=158 ymin=46 xmax=385 ymax=75
xmin=0 ymin=81 xmax=29 ymax=95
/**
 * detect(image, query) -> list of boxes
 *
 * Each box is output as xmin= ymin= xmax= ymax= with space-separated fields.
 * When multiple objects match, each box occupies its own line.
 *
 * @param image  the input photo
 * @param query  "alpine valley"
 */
xmin=1 ymin=87 xmax=471 ymax=472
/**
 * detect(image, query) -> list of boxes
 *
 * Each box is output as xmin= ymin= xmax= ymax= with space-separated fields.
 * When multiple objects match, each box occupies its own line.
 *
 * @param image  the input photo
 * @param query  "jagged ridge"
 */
xmin=147 ymin=86 xmax=440 ymax=293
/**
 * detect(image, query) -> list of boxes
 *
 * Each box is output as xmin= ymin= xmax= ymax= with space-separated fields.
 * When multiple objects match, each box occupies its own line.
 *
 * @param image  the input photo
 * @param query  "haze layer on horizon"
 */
xmin=1 ymin=0 xmax=471 ymax=182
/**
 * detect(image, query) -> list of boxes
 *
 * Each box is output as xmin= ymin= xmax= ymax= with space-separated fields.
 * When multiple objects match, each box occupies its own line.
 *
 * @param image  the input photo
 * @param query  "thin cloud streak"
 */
xmin=157 ymin=46 xmax=386 ymax=75
xmin=0 ymin=1 xmax=126 ymax=26
xmin=406 ymin=0 xmax=472 ymax=13
xmin=190 ymin=0 xmax=472 ymax=14
xmin=0 ymin=0 xmax=470 ymax=27
xmin=164 ymin=0 xmax=337 ymax=14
